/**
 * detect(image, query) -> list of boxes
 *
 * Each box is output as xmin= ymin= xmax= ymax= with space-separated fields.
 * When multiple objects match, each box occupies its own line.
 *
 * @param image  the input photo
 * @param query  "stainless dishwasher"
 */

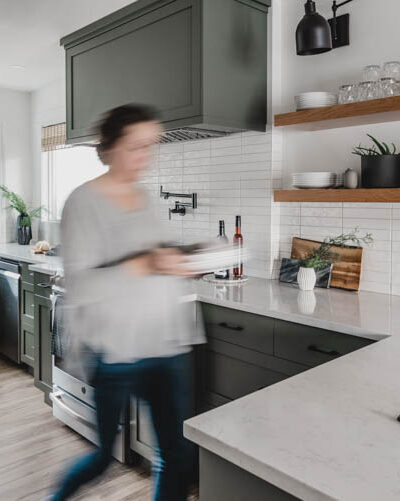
xmin=0 ymin=259 xmax=21 ymax=363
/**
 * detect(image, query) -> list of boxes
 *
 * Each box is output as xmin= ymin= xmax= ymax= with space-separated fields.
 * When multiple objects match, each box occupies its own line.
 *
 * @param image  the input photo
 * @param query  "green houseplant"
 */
xmin=0 ymin=186 xmax=45 ymax=245
xmin=352 ymin=134 xmax=400 ymax=188
xmin=297 ymin=229 xmax=373 ymax=291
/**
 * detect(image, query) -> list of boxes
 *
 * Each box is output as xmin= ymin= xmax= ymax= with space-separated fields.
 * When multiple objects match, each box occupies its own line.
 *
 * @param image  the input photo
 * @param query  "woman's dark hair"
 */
xmin=96 ymin=104 xmax=159 ymax=162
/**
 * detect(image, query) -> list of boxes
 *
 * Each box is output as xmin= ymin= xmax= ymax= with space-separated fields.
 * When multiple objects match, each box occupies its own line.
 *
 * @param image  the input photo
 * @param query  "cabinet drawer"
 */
xmin=201 ymin=303 xmax=274 ymax=355
xmin=21 ymin=262 xmax=35 ymax=284
xmin=204 ymin=348 xmax=286 ymax=402
xmin=274 ymin=320 xmax=375 ymax=368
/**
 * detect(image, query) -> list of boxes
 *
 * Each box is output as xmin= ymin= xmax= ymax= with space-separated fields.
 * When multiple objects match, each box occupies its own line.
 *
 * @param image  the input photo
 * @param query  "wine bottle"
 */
xmin=233 ymin=215 xmax=243 ymax=279
xmin=214 ymin=220 xmax=229 ymax=280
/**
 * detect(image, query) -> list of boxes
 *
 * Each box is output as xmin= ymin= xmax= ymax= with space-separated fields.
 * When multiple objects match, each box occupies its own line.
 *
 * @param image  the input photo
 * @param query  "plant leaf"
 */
xmin=367 ymin=134 xmax=387 ymax=155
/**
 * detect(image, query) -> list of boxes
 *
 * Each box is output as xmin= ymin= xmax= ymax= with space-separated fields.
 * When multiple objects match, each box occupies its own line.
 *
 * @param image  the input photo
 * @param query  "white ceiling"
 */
xmin=0 ymin=0 xmax=135 ymax=91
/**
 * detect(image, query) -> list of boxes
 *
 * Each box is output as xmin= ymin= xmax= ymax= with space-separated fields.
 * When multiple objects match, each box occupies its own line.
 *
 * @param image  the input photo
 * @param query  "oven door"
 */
xmin=51 ymin=365 xmax=126 ymax=463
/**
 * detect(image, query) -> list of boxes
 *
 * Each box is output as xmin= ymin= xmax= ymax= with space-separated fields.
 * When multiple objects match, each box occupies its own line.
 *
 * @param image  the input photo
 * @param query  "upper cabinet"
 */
xmin=60 ymin=0 xmax=270 ymax=143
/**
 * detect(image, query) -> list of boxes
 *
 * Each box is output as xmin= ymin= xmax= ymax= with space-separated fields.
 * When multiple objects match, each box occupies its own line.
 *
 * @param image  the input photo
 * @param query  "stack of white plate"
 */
xmin=293 ymin=172 xmax=336 ymax=189
xmin=335 ymin=173 xmax=344 ymax=188
xmin=295 ymin=92 xmax=338 ymax=110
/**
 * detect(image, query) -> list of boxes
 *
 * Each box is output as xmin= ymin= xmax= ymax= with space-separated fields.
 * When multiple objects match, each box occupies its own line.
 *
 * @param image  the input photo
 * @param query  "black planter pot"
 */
xmin=17 ymin=215 xmax=32 ymax=245
xmin=361 ymin=155 xmax=400 ymax=188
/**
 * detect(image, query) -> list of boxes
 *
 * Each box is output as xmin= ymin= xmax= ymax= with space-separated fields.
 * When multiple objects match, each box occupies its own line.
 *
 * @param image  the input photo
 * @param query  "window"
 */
xmin=41 ymin=124 xmax=107 ymax=221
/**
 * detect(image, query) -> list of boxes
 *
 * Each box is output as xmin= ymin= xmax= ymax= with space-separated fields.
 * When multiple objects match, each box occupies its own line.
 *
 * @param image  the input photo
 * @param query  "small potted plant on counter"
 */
xmin=0 ymin=185 xmax=45 ymax=245
xmin=352 ymin=134 xmax=400 ymax=188
xmin=297 ymin=229 xmax=373 ymax=291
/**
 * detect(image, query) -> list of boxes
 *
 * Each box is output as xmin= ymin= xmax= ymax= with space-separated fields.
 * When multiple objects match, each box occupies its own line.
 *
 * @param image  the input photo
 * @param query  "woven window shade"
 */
xmin=41 ymin=123 xmax=67 ymax=151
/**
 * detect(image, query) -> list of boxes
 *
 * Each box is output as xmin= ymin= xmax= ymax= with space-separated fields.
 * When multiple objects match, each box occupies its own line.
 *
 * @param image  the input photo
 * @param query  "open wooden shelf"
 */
xmin=274 ymin=96 xmax=400 ymax=130
xmin=274 ymin=188 xmax=400 ymax=203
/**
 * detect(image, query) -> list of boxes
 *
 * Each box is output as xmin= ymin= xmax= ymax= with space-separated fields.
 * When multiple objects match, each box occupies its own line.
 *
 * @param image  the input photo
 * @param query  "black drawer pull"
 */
xmin=308 ymin=344 xmax=340 ymax=356
xmin=37 ymin=283 xmax=52 ymax=289
xmin=218 ymin=322 xmax=244 ymax=332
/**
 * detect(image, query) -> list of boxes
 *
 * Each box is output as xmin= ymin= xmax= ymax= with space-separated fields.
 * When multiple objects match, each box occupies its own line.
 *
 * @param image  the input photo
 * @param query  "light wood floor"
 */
xmin=0 ymin=358 xmax=198 ymax=501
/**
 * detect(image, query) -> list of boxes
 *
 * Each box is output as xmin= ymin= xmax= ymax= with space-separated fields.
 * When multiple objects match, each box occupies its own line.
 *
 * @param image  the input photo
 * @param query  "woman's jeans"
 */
xmin=52 ymin=352 xmax=195 ymax=501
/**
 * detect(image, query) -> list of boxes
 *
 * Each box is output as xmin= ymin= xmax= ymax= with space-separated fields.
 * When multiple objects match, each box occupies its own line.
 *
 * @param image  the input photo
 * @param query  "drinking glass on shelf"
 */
xmin=338 ymin=84 xmax=353 ymax=104
xmin=383 ymin=61 xmax=400 ymax=80
xmin=363 ymin=65 xmax=381 ymax=82
xmin=338 ymin=84 xmax=358 ymax=104
xmin=381 ymin=77 xmax=397 ymax=98
xmin=357 ymin=81 xmax=378 ymax=101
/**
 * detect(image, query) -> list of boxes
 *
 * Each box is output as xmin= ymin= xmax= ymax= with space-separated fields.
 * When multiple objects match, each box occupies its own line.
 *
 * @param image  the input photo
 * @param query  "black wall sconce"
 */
xmin=296 ymin=0 xmax=354 ymax=56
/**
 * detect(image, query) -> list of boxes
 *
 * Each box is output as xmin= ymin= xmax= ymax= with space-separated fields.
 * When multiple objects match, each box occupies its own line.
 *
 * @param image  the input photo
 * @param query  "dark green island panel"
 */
xmin=33 ymin=272 xmax=54 ymax=406
xmin=200 ymin=449 xmax=299 ymax=501
xmin=60 ymin=0 xmax=270 ymax=143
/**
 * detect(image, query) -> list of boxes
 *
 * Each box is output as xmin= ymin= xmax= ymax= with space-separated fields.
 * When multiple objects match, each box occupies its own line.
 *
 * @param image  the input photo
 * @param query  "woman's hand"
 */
xmin=124 ymin=248 xmax=194 ymax=277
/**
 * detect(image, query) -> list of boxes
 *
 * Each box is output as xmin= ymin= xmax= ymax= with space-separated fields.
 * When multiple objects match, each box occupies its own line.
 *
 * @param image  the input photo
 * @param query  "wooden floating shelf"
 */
xmin=274 ymin=96 xmax=400 ymax=130
xmin=274 ymin=188 xmax=400 ymax=203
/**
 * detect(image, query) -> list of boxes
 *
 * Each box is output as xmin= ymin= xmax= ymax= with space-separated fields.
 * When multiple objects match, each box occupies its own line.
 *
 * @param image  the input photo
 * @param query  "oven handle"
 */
xmin=0 ymin=269 xmax=20 ymax=280
xmin=50 ymin=390 xmax=97 ymax=430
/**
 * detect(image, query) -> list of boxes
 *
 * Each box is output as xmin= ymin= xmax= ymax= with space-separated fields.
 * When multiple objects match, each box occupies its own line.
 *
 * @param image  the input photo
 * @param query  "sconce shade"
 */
xmin=296 ymin=0 xmax=333 ymax=56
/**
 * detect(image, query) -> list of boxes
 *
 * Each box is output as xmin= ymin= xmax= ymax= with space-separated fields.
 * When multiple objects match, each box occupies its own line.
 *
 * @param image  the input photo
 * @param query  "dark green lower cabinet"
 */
xmin=34 ymin=294 xmax=53 ymax=405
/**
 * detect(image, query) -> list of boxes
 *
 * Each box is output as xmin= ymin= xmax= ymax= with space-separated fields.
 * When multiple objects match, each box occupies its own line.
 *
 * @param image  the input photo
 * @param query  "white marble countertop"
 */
xmin=0 ymin=243 xmax=62 ymax=274
xmin=188 ymin=277 xmax=400 ymax=341
xmin=185 ymin=278 xmax=400 ymax=501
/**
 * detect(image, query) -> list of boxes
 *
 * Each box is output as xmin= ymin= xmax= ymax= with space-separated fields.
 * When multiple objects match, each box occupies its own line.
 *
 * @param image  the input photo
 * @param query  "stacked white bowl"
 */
xmin=295 ymin=92 xmax=338 ymax=110
xmin=292 ymin=172 xmax=337 ymax=189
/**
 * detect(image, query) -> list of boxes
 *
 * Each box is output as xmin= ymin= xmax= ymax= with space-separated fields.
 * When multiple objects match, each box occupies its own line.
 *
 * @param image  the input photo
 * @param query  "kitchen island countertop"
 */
xmin=184 ymin=279 xmax=400 ymax=501
xmin=0 ymin=243 xmax=62 ymax=273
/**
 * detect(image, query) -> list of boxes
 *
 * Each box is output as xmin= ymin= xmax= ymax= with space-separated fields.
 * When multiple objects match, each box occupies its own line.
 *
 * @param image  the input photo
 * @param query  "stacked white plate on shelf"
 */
xmin=295 ymin=92 xmax=338 ymax=110
xmin=292 ymin=172 xmax=337 ymax=189
xmin=335 ymin=173 xmax=344 ymax=188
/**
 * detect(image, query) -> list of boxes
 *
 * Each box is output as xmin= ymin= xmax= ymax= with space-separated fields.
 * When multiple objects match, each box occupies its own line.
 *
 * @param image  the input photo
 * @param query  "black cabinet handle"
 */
xmin=218 ymin=322 xmax=244 ymax=332
xmin=308 ymin=344 xmax=340 ymax=356
xmin=37 ymin=283 xmax=52 ymax=289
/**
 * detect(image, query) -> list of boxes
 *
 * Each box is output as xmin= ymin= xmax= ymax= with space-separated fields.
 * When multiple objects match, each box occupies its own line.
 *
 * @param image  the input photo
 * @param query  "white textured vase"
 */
xmin=297 ymin=267 xmax=317 ymax=291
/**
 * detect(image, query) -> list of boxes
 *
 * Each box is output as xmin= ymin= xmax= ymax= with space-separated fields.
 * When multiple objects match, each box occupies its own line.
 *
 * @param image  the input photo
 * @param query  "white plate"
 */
xmin=293 ymin=173 xmax=336 ymax=178
xmin=297 ymin=92 xmax=337 ymax=97
xmin=293 ymin=184 xmax=336 ymax=189
xmin=293 ymin=172 xmax=336 ymax=177
xmin=297 ymin=98 xmax=337 ymax=103
xmin=185 ymin=245 xmax=251 ymax=274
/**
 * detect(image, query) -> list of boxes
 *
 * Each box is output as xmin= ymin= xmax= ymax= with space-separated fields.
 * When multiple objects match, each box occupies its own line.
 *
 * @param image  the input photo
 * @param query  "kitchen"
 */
xmin=1 ymin=0 xmax=400 ymax=500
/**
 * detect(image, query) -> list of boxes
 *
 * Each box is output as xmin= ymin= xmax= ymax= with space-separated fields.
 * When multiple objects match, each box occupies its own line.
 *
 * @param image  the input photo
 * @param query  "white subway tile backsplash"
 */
xmin=342 ymin=217 xmax=391 ymax=231
xmin=343 ymin=208 xmax=392 ymax=219
xmin=301 ymin=207 xmax=342 ymax=218
xmin=153 ymin=130 xmax=400 ymax=294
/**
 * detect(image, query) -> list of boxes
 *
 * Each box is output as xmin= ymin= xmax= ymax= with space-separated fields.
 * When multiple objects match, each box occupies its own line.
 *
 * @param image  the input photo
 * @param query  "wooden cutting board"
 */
xmin=291 ymin=237 xmax=363 ymax=291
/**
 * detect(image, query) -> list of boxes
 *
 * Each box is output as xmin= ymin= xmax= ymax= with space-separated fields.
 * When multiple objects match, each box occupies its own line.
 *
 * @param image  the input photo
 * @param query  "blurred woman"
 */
xmin=50 ymin=104 xmax=204 ymax=501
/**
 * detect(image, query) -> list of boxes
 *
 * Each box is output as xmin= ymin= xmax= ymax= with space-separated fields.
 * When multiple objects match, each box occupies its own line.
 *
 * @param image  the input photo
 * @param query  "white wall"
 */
xmin=30 ymin=77 xmax=66 ymax=242
xmin=0 ymin=87 xmax=32 ymax=242
xmin=274 ymin=0 xmax=400 ymax=295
